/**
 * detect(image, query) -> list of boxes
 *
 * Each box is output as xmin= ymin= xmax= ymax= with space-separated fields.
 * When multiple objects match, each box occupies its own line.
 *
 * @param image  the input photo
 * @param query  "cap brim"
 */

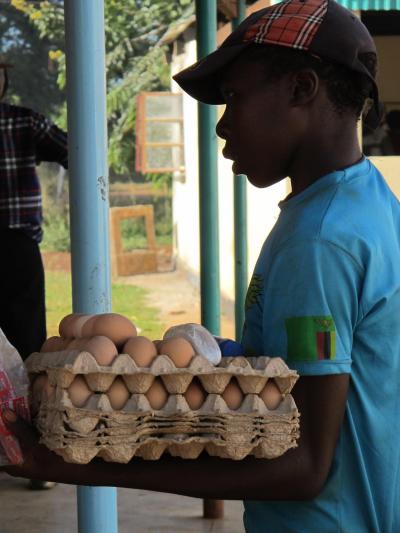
xmin=173 ymin=43 xmax=249 ymax=104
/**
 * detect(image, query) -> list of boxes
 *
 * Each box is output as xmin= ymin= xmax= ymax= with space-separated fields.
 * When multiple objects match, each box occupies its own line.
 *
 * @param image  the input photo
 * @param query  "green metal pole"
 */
xmin=196 ymin=0 xmax=220 ymax=337
xmin=196 ymin=0 xmax=223 ymax=521
xmin=233 ymin=0 xmax=248 ymax=342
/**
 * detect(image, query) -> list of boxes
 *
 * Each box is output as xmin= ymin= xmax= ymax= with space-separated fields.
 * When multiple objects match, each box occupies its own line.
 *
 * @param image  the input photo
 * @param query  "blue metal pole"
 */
xmin=64 ymin=1 xmax=117 ymax=532
xmin=233 ymin=1 xmax=248 ymax=342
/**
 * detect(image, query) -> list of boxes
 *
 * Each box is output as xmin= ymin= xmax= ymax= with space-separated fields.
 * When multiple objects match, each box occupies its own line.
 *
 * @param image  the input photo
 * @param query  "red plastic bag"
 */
xmin=0 ymin=328 xmax=30 ymax=465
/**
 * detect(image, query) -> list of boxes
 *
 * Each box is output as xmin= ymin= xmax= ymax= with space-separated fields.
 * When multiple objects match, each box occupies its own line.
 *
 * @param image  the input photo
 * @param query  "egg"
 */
xmin=67 ymin=375 xmax=92 ymax=407
xmin=146 ymin=377 xmax=169 ymax=410
xmin=40 ymin=336 xmax=67 ymax=352
xmin=123 ymin=336 xmax=158 ymax=367
xmin=70 ymin=314 xmax=94 ymax=338
xmin=80 ymin=335 xmax=118 ymax=366
xmin=59 ymin=313 xmax=89 ymax=338
xmin=30 ymin=374 xmax=55 ymax=416
xmin=158 ymin=337 xmax=195 ymax=368
xmin=184 ymin=378 xmax=207 ymax=410
xmin=67 ymin=337 xmax=87 ymax=351
xmin=259 ymin=380 xmax=282 ymax=410
xmin=82 ymin=313 xmax=137 ymax=347
xmin=221 ymin=378 xmax=244 ymax=410
xmin=107 ymin=377 xmax=130 ymax=410
xmin=80 ymin=315 xmax=96 ymax=337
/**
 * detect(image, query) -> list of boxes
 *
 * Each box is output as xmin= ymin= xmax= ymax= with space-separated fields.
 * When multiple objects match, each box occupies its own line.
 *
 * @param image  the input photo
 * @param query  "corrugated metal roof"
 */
xmin=337 ymin=0 xmax=400 ymax=9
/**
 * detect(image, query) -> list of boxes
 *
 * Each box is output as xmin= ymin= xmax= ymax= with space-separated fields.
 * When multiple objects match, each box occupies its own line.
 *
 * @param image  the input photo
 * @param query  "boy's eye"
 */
xmin=223 ymin=90 xmax=236 ymax=102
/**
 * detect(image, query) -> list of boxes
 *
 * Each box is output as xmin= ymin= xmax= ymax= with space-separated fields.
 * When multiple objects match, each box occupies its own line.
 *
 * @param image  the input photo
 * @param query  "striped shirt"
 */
xmin=0 ymin=102 xmax=68 ymax=242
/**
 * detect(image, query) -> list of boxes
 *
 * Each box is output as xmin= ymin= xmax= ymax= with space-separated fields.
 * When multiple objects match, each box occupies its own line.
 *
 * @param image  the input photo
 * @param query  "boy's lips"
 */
xmin=222 ymin=145 xmax=235 ymax=160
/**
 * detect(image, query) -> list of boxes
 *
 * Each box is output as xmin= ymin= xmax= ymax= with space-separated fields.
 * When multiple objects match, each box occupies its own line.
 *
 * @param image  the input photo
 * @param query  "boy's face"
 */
xmin=217 ymin=54 xmax=303 ymax=188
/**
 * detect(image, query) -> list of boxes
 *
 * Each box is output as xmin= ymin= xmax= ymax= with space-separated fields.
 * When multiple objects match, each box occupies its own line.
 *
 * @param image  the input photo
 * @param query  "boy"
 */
xmin=2 ymin=1 xmax=400 ymax=531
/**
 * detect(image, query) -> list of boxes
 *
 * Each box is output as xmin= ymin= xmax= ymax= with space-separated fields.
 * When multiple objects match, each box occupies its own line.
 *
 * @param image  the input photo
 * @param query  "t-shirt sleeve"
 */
xmin=261 ymin=239 xmax=362 ymax=376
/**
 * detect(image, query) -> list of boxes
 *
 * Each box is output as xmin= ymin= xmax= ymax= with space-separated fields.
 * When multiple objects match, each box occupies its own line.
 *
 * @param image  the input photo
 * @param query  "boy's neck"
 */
xmin=289 ymin=123 xmax=362 ymax=196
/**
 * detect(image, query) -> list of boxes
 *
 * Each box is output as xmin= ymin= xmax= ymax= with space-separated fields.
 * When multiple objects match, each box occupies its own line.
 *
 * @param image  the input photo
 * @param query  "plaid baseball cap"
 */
xmin=173 ymin=0 xmax=381 ymax=128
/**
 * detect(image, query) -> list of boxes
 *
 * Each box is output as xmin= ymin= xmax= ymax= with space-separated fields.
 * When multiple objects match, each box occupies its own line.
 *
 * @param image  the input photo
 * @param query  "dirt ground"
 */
xmin=118 ymin=269 xmax=235 ymax=339
xmin=42 ymin=251 xmax=235 ymax=339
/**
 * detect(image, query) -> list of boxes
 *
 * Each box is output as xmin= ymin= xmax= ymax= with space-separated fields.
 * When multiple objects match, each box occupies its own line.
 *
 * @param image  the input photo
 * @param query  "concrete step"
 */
xmin=0 ymin=473 xmax=244 ymax=533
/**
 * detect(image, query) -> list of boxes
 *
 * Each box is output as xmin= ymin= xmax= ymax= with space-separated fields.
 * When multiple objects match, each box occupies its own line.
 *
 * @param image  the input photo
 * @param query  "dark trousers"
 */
xmin=0 ymin=228 xmax=46 ymax=360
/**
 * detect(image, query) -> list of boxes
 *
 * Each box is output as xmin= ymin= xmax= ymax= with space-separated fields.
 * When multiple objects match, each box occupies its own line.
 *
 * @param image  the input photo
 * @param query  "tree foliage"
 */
xmin=0 ymin=1 xmax=65 ymax=117
xmin=11 ymin=0 xmax=194 ymax=178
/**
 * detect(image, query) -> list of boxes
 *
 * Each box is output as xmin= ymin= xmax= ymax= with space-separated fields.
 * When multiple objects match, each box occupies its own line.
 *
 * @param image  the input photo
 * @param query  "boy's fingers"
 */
xmin=2 ymin=410 xmax=39 ymax=452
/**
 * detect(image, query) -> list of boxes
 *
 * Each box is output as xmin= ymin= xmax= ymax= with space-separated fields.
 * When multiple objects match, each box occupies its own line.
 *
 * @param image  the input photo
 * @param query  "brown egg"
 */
xmin=158 ymin=337 xmax=195 ymax=368
xmin=59 ymin=313 xmax=89 ymax=338
xmin=82 ymin=313 xmax=137 ymax=348
xmin=80 ymin=336 xmax=118 ymax=366
xmin=221 ymin=378 xmax=244 ymax=410
xmin=68 ymin=375 xmax=92 ymax=407
xmin=40 ymin=336 xmax=67 ymax=352
xmin=67 ymin=338 xmax=87 ymax=351
xmin=70 ymin=314 xmax=94 ymax=338
xmin=146 ymin=378 xmax=169 ymax=410
xmin=185 ymin=378 xmax=207 ymax=410
xmin=107 ymin=377 xmax=130 ymax=410
xmin=80 ymin=315 xmax=96 ymax=337
xmin=123 ymin=336 xmax=158 ymax=367
xmin=259 ymin=380 xmax=282 ymax=410
xmin=30 ymin=374 xmax=55 ymax=416
xmin=58 ymin=313 xmax=75 ymax=337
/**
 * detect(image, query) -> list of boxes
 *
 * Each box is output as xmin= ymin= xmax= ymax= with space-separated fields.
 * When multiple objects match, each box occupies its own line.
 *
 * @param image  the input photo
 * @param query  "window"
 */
xmin=136 ymin=92 xmax=184 ymax=173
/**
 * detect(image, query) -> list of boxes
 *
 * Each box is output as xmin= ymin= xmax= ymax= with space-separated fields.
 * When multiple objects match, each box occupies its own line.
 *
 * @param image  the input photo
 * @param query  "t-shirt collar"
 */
xmin=279 ymin=157 xmax=370 ymax=211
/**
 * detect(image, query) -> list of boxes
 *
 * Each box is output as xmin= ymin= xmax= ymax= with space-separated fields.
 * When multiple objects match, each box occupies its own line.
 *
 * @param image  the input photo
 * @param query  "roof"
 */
xmin=159 ymin=0 xmax=400 ymax=47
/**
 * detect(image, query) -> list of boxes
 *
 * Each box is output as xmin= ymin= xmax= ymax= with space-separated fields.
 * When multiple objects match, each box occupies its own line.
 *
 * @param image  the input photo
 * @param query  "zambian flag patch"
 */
xmin=285 ymin=316 xmax=336 ymax=362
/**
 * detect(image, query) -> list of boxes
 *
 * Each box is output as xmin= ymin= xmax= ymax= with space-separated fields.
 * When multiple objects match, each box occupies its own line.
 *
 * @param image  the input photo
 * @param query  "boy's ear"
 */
xmin=290 ymin=69 xmax=319 ymax=107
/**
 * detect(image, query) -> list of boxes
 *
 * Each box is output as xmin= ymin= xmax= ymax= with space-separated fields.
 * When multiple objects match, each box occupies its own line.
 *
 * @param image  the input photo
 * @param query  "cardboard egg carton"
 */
xmin=25 ymin=351 xmax=298 ymax=395
xmin=26 ymin=350 xmax=299 ymax=462
xmin=35 ymin=391 xmax=299 ymax=463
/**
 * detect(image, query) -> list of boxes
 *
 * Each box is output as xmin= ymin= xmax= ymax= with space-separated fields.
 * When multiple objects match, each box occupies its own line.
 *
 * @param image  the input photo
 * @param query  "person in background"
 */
xmin=0 ymin=62 xmax=68 ymax=490
xmin=386 ymin=109 xmax=400 ymax=155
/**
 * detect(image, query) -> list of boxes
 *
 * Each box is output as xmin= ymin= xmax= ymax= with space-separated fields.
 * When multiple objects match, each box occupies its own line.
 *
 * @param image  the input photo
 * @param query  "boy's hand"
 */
xmin=0 ymin=410 xmax=64 ymax=481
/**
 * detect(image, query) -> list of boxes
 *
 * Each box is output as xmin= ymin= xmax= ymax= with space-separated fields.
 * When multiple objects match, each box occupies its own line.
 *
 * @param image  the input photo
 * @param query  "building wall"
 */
xmin=370 ymin=35 xmax=400 ymax=196
xmin=374 ymin=36 xmax=400 ymax=108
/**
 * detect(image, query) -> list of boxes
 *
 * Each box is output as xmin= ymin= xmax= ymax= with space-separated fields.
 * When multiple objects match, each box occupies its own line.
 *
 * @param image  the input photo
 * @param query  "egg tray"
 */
xmin=33 ymin=386 xmax=299 ymax=463
xmin=25 ymin=351 xmax=298 ymax=395
xmin=27 ymin=352 xmax=300 ymax=462
xmin=35 ymin=391 xmax=299 ymax=463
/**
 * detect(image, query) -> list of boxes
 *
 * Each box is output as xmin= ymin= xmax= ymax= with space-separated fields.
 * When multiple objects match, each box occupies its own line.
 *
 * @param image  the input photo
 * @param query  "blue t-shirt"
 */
xmin=242 ymin=158 xmax=400 ymax=533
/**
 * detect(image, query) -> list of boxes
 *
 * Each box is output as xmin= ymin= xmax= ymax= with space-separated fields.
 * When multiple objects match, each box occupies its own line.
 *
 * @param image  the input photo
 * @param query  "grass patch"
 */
xmin=45 ymin=271 xmax=164 ymax=340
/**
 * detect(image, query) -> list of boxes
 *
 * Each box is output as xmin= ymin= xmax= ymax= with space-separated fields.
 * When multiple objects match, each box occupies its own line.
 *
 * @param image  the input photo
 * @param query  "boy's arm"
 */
xmin=3 ymin=373 xmax=348 ymax=500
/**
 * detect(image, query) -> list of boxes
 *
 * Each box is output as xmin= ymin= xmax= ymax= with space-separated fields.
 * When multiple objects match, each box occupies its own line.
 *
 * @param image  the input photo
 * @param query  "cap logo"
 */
xmin=243 ymin=0 xmax=328 ymax=51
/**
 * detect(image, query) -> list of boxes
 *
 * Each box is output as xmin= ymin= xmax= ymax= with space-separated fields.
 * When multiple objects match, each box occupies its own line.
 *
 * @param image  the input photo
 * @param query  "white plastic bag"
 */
xmin=163 ymin=323 xmax=221 ymax=365
xmin=0 ymin=328 xmax=30 ymax=465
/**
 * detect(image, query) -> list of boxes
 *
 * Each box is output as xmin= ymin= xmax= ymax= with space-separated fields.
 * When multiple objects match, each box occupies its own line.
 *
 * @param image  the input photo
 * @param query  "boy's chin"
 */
xmin=248 ymin=173 xmax=284 ymax=189
xmin=232 ymin=161 xmax=241 ymax=175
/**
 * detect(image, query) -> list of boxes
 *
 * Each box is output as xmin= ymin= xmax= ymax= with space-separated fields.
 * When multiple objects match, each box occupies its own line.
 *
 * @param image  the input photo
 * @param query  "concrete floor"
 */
xmin=0 ymin=473 xmax=245 ymax=533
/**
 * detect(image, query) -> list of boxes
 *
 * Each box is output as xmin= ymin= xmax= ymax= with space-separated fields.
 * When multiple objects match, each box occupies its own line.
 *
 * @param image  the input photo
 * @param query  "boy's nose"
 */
xmin=216 ymin=113 xmax=229 ymax=140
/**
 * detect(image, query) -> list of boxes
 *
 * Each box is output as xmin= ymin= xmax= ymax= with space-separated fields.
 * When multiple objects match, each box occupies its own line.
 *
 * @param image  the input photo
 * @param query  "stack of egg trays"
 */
xmin=25 ymin=351 xmax=300 ymax=464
